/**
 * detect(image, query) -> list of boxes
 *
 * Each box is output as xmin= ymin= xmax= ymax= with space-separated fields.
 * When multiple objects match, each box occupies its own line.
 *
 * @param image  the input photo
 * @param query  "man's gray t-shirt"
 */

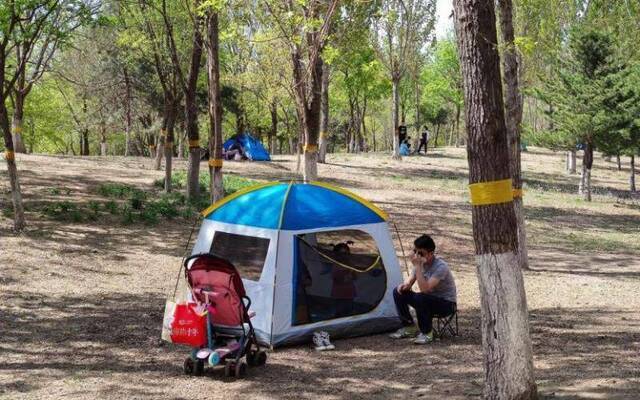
xmin=414 ymin=257 xmax=457 ymax=303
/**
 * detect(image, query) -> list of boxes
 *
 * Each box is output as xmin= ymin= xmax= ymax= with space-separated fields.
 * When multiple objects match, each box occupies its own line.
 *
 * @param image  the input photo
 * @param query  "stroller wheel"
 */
xmin=224 ymin=362 xmax=233 ymax=378
xmin=256 ymin=351 xmax=267 ymax=366
xmin=183 ymin=357 xmax=195 ymax=375
xmin=194 ymin=360 xmax=204 ymax=376
xmin=247 ymin=350 xmax=257 ymax=367
xmin=234 ymin=361 xmax=247 ymax=378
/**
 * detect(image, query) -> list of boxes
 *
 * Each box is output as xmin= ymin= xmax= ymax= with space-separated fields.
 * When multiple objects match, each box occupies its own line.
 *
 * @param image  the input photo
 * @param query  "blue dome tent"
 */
xmin=187 ymin=181 xmax=403 ymax=347
xmin=223 ymin=133 xmax=271 ymax=161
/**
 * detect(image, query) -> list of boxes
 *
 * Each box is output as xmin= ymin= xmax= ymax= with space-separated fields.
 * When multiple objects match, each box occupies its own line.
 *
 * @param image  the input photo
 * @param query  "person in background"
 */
xmin=416 ymin=126 xmax=430 ymax=155
xmin=389 ymin=234 xmax=457 ymax=344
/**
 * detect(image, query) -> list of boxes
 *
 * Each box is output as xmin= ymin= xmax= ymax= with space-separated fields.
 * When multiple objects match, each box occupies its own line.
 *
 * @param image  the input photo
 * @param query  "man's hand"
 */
xmin=397 ymin=282 xmax=411 ymax=292
xmin=411 ymin=252 xmax=425 ymax=269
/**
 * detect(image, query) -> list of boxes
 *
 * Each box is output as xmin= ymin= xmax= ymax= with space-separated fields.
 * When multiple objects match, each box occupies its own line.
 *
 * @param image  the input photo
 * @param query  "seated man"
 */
xmin=389 ymin=234 xmax=457 ymax=344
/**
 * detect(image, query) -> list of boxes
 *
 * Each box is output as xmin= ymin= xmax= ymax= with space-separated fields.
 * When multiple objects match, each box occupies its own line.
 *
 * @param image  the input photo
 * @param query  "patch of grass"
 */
xmin=36 ymin=174 xmax=259 ymax=226
xmin=153 ymin=171 xmax=257 ymax=197
xmin=41 ymin=201 xmax=84 ymax=222
xmin=97 ymin=183 xmax=141 ymax=199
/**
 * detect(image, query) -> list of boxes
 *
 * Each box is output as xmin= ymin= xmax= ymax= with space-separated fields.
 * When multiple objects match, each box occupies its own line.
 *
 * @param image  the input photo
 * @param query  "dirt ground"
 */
xmin=1 ymin=148 xmax=639 ymax=399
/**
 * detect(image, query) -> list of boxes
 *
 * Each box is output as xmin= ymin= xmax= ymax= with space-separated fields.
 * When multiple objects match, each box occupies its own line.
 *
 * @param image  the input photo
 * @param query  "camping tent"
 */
xmin=223 ymin=133 xmax=271 ymax=161
xmin=189 ymin=181 xmax=403 ymax=347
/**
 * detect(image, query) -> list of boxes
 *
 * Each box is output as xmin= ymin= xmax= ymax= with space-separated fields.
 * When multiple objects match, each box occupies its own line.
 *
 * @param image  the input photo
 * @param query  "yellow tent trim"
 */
xmin=298 ymin=236 xmax=382 ymax=273
xmin=309 ymin=181 xmax=388 ymax=221
xmin=200 ymin=181 xmax=281 ymax=217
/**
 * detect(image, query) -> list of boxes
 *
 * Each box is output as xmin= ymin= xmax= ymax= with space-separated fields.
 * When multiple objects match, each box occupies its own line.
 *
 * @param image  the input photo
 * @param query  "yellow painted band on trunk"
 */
xmin=164 ymin=141 xmax=174 ymax=149
xmin=469 ymin=178 xmax=513 ymax=206
xmin=5 ymin=150 xmax=15 ymax=161
xmin=309 ymin=181 xmax=389 ymax=221
xmin=161 ymin=129 xmax=167 ymax=136
xmin=512 ymin=188 xmax=524 ymax=198
xmin=200 ymin=181 xmax=280 ymax=217
xmin=12 ymin=126 xmax=22 ymax=134
xmin=319 ymin=131 xmax=326 ymax=140
xmin=304 ymin=144 xmax=318 ymax=153
xmin=208 ymin=158 xmax=223 ymax=168
xmin=188 ymin=139 xmax=200 ymax=148
xmin=149 ymin=144 xmax=156 ymax=149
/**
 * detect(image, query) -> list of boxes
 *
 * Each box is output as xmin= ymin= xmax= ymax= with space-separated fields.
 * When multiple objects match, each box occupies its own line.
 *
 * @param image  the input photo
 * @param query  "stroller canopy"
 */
xmin=223 ymin=133 xmax=271 ymax=161
xmin=191 ymin=181 xmax=402 ymax=347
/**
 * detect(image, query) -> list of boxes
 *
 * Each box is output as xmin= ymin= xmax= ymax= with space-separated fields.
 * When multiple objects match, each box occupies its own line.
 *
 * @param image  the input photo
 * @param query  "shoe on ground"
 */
xmin=320 ymin=331 xmax=335 ymax=350
xmin=389 ymin=326 xmax=415 ymax=339
xmin=313 ymin=332 xmax=327 ymax=351
xmin=413 ymin=331 xmax=434 ymax=345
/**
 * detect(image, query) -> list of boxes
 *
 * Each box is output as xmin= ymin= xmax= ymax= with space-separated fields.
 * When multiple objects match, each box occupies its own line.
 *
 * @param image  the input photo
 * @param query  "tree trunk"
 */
xmin=616 ymin=154 xmax=621 ymax=171
xmin=11 ymin=91 xmax=27 ymax=154
xmin=391 ymin=76 xmax=401 ymax=159
xmin=164 ymin=101 xmax=177 ymax=193
xmin=453 ymin=0 xmax=538 ymax=398
xmin=565 ymin=151 xmax=570 ymax=171
xmin=583 ymin=142 xmax=593 ymax=201
xmin=454 ymin=104 xmax=461 ymax=147
xmin=434 ymin=123 xmax=441 ymax=147
xmin=318 ymin=61 xmax=330 ymax=163
xmin=569 ymin=149 xmax=577 ymax=174
xmin=579 ymin=156 xmax=586 ymax=194
xmin=630 ymin=155 xmax=636 ymax=192
xmin=207 ymin=11 xmax=224 ymax=202
xmin=123 ymin=66 xmax=133 ymax=156
xmin=155 ymin=128 xmax=165 ymax=170
xmin=498 ymin=0 xmax=528 ymax=270
xmin=1 ymin=104 xmax=26 ymax=230
xmin=269 ymin=100 xmax=277 ymax=156
xmin=186 ymin=16 xmax=204 ymax=201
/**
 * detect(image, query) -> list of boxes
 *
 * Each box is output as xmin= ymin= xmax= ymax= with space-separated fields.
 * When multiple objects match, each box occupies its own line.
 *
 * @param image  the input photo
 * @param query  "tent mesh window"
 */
xmin=210 ymin=231 xmax=270 ymax=281
xmin=293 ymin=229 xmax=387 ymax=325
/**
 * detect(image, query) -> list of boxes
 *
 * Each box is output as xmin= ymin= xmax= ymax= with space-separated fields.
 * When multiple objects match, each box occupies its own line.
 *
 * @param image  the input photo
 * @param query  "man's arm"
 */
xmin=415 ymin=264 xmax=440 ymax=293
xmin=399 ymin=274 xmax=416 ymax=292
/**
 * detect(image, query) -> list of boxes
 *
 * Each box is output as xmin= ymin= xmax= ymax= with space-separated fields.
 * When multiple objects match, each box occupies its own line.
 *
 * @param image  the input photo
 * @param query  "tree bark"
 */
xmin=11 ymin=89 xmax=27 ymax=154
xmin=123 ymin=66 xmax=133 ymax=156
xmin=206 ymin=11 xmax=224 ymax=203
xmin=630 ymin=155 xmax=636 ymax=192
xmin=318 ymin=61 xmax=329 ymax=163
xmin=569 ymin=149 xmax=577 ymax=174
xmin=391 ymin=76 xmax=401 ymax=159
xmin=164 ymin=100 xmax=177 ymax=193
xmin=498 ymin=0 xmax=528 ymax=270
xmin=269 ymin=100 xmax=277 ymax=156
xmin=453 ymin=0 xmax=538 ymax=398
xmin=616 ymin=154 xmax=621 ymax=171
xmin=583 ymin=142 xmax=593 ymax=201
xmin=186 ymin=16 xmax=204 ymax=201
xmin=1 ymin=103 xmax=26 ymax=230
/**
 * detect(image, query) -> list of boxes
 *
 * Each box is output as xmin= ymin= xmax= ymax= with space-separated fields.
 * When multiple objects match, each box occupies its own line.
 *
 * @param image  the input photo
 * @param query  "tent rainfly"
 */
xmin=189 ymin=181 xmax=403 ymax=347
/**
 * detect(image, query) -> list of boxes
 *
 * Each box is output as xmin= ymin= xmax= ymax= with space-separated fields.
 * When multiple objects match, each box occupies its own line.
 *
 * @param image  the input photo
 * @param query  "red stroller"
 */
xmin=182 ymin=253 xmax=267 ymax=378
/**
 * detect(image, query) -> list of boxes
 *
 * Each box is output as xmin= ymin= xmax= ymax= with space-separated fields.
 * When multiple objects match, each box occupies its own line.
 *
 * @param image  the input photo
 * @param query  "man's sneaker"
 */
xmin=313 ymin=332 xmax=326 ymax=351
xmin=413 ymin=331 xmax=434 ymax=345
xmin=389 ymin=327 xmax=412 ymax=339
xmin=320 ymin=331 xmax=335 ymax=350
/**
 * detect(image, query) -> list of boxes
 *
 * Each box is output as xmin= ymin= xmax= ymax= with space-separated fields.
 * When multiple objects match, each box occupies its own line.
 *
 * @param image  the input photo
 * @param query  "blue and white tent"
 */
xmin=190 ymin=181 xmax=403 ymax=347
xmin=223 ymin=133 xmax=271 ymax=161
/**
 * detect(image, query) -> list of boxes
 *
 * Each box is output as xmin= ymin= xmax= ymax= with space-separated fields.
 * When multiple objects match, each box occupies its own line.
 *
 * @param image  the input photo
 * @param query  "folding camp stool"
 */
xmin=433 ymin=304 xmax=459 ymax=339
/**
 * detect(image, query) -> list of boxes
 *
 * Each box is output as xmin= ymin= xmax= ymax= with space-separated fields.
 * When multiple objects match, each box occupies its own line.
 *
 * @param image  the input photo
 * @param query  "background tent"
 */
xmin=189 ymin=181 xmax=403 ymax=347
xmin=223 ymin=133 xmax=271 ymax=161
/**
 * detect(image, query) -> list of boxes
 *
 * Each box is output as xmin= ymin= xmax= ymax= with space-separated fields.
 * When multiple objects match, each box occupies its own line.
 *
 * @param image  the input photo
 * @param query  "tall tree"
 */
xmin=205 ymin=6 xmax=224 ymax=202
xmin=1 ymin=0 xmax=90 ymax=229
xmin=453 ymin=0 xmax=537 ymax=398
xmin=372 ymin=0 xmax=436 ymax=159
xmin=264 ymin=0 xmax=339 ymax=182
xmin=498 ymin=0 xmax=528 ymax=269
